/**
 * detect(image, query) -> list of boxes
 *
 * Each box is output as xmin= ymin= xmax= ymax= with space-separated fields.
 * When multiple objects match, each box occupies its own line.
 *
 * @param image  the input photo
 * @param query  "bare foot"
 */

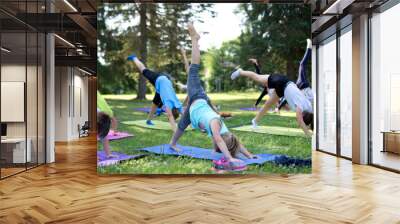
xmin=188 ymin=22 xmax=200 ymax=41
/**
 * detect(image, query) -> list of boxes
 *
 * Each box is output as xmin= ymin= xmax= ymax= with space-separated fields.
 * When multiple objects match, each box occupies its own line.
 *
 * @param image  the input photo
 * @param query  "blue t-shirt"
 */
xmin=189 ymin=99 xmax=229 ymax=137
xmin=155 ymin=76 xmax=183 ymax=112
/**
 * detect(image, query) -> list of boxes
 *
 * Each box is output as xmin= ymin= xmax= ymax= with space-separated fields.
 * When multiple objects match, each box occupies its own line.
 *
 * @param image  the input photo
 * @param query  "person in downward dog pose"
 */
xmin=97 ymin=112 xmax=115 ymax=158
xmin=97 ymin=91 xmax=119 ymax=134
xmin=275 ymin=39 xmax=313 ymax=112
xmin=230 ymin=39 xmax=314 ymax=137
xmin=169 ymin=23 xmax=257 ymax=169
xmin=97 ymin=91 xmax=119 ymax=158
xmin=127 ymin=54 xmax=183 ymax=132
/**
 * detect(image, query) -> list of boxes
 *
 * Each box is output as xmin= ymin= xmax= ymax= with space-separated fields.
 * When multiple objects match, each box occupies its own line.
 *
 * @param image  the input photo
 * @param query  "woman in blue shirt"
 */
xmin=169 ymin=23 xmax=257 ymax=164
xmin=127 ymin=55 xmax=183 ymax=132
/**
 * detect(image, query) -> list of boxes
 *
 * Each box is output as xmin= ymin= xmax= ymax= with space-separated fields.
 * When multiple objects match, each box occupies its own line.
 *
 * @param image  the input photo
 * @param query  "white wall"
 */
xmin=54 ymin=67 xmax=89 ymax=141
xmin=1 ymin=65 xmax=26 ymax=138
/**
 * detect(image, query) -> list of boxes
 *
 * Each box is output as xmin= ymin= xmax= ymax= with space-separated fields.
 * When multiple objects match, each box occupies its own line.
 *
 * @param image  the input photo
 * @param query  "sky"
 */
xmin=193 ymin=3 xmax=244 ymax=50
xmin=105 ymin=3 xmax=245 ymax=51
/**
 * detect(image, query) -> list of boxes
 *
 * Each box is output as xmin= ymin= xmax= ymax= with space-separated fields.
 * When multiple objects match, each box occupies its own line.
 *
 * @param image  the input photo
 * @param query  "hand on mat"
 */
xmin=228 ymin=158 xmax=243 ymax=164
xmin=170 ymin=144 xmax=181 ymax=152
xmin=146 ymin=120 xmax=154 ymax=126
xmin=250 ymin=155 xmax=260 ymax=159
xmin=109 ymin=130 xmax=117 ymax=136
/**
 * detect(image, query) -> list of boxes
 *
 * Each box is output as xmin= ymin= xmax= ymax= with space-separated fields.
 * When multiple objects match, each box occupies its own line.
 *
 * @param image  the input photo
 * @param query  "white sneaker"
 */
xmin=251 ymin=118 xmax=258 ymax=129
xmin=231 ymin=69 xmax=242 ymax=80
xmin=307 ymin=39 xmax=312 ymax=49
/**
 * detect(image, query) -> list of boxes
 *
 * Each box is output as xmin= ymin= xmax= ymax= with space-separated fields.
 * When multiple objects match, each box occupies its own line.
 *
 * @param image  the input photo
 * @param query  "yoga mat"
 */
xmin=97 ymin=151 xmax=146 ymax=167
xmin=134 ymin=107 xmax=165 ymax=115
xmin=122 ymin=120 xmax=192 ymax=131
xmin=239 ymin=107 xmax=260 ymax=111
xmin=232 ymin=125 xmax=306 ymax=138
xmin=97 ymin=131 xmax=134 ymax=141
xmin=137 ymin=144 xmax=310 ymax=166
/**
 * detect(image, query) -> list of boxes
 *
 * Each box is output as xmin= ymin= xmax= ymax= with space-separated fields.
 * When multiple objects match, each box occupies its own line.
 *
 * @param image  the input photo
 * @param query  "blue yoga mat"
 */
xmin=137 ymin=144 xmax=310 ymax=166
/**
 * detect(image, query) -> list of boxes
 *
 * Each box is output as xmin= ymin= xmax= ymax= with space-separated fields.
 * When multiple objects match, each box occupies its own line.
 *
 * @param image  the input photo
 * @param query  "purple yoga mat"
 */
xmin=134 ymin=107 xmax=152 ymax=113
xmin=239 ymin=107 xmax=260 ymax=111
xmin=133 ymin=107 xmax=166 ymax=114
xmin=97 ymin=151 xmax=146 ymax=167
xmin=97 ymin=131 xmax=134 ymax=141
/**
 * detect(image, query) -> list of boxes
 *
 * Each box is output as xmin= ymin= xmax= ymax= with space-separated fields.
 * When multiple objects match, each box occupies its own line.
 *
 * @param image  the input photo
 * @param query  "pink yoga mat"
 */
xmin=97 ymin=151 xmax=146 ymax=166
xmin=98 ymin=131 xmax=134 ymax=141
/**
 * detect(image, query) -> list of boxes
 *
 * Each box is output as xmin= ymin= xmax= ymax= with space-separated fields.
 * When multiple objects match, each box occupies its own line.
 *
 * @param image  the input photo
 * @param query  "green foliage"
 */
xmin=98 ymin=3 xmax=215 ymax=94
xmin=207 ymin=4 xmax=311 ymax=92
xmin=98 ymin=3 xmax=311 ymax=94
xmin=238 ymin=3 xmax=311 ymax=80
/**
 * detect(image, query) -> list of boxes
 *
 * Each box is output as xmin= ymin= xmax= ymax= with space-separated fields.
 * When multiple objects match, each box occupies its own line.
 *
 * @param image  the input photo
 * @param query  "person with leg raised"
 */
xmin=169 ymin=23 xmax=257 ymax=168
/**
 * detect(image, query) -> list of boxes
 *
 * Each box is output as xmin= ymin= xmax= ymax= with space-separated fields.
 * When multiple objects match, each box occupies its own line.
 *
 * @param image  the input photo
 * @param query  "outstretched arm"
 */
xmin=239 ymin=143 xmax=257 ymax=159
xmin=210 ymin=121 xmax=239 ymax=162
xmin=248 ymin=58 xmax=261 ymax=74
xmin=165 ymin=107 xmax=177 ymax=132
xmin=296 ymin=107 xmax=312 ymax=137
xmin=147 ymin=103 xmax=158 ymax=123
xmin=180 ymin=47 xmax=190 ymax=74
xmin=254 ymin=88 xmax=268 ymax=107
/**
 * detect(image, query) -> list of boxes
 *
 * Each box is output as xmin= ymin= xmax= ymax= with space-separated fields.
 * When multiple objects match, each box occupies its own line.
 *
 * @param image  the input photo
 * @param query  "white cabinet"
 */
xmin=1 ymin=138 xmax=32 ymax=163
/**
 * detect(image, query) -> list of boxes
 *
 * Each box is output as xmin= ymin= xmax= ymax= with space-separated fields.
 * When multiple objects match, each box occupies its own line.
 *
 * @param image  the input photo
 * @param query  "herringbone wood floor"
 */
xmin=0 ymin=136 xmax=399 ymax=224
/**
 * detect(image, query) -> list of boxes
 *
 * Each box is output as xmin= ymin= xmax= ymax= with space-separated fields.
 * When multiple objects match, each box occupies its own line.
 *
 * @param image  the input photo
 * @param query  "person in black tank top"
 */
xmin=229 ymin=39 xmax=314 ymax=137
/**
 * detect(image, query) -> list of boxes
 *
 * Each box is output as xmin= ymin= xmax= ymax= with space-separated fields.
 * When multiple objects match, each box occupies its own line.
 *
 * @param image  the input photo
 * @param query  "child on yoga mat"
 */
xmin=97 ymin=91 xmax=119 ymax=134
xmin=127 ymin=54 xmax=183 ymax=132
xmin=97 ymin=112 xmax=115 ymax=158
xmin=97 ymin=91 xmax=120 ymax=158
xmin=231 ymin=39 xmax=314 ymax=137
xmin=169 ymin=23 xmax=257 ymax=165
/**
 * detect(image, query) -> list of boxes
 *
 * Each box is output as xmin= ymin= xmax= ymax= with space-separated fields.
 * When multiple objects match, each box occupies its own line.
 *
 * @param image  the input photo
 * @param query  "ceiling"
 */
xmin=0 ymin=0 xmax=97 ymax=75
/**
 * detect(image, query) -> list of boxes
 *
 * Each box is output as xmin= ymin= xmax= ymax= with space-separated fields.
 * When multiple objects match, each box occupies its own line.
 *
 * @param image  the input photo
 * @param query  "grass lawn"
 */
xmin=97 ymin=92 xmax=311 ymax=174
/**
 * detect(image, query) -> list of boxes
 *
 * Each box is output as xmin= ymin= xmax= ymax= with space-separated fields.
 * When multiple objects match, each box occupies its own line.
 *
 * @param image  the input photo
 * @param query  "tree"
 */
xmin=97 ymin=3 xmax=215 ymax=95
xmin=137 ymin=3 xmax=148 ymax=99
xmin=238 ymin=3 xmax=311 ymax=81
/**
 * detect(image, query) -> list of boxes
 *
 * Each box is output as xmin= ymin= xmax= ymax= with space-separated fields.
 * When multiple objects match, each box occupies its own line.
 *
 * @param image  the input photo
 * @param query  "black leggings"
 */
xmin=142 ymin=68 xmax=160 ymax=86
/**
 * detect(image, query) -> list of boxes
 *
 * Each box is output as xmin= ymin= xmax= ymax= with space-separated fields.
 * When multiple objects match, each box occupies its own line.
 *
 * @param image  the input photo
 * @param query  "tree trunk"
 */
xmin=137 ymin=4 xmax=147 ymax=100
